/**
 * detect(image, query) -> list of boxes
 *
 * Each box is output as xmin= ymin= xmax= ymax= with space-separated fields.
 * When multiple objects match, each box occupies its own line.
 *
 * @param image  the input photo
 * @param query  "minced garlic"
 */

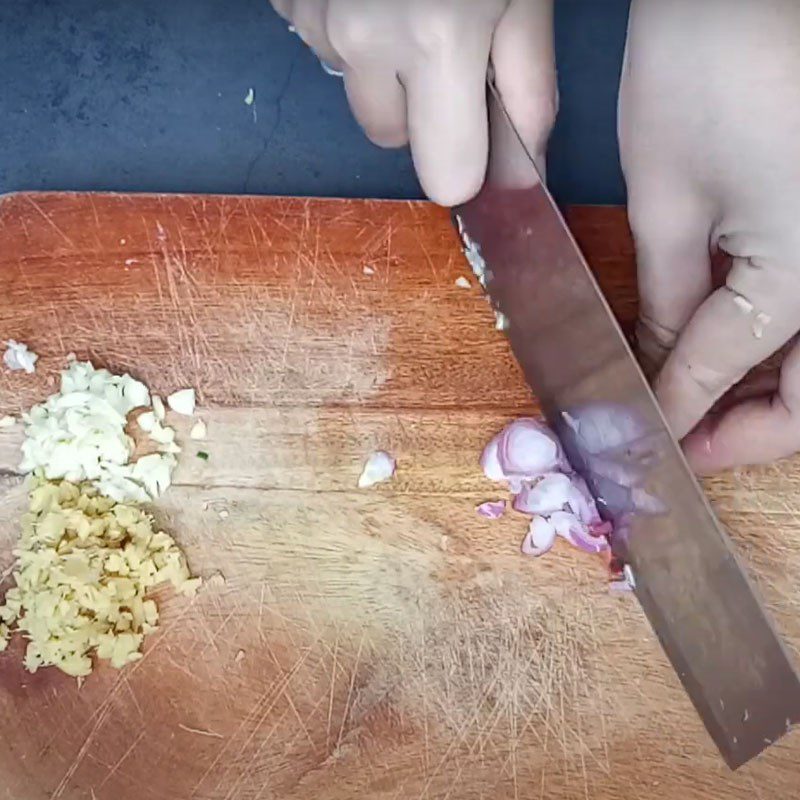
xmin=0 ymin=478 xmax=200 ymax=677
xmin=19 ymin=359 xmax=181 ymax=503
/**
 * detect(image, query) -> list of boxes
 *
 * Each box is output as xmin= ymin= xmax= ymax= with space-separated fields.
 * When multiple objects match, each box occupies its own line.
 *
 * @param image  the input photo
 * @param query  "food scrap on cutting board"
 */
xmin=0 ymin=357 xmax=205 ymax=677
xmin=3 ymin=340 xmax=38 ymax=374
xmin=358 ymin=450 xmax=396 ymax=488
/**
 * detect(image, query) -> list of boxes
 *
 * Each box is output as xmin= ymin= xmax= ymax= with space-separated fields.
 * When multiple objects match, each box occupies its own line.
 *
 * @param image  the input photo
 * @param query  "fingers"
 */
xmin=491 ymin=0 xmax=558 ymax=173
xmin=290 ymin=0 xmax=344 ymax=71
xmin=299 ymin=0 xmax=555 ymax=206
xmin=402 ymin=29 xmax=494 ymax=206
xmin=683 ymin=337 xmax=800 ymax=473
xmin=270 ymin=0 xmax=294 ymax=21
xmin=655 ymin=255 xmax=800 ymax=440
xmin=343 ymin=68 xmax=408 ymax=148
xmin=626 ymin=180 xmax=715 ymax=377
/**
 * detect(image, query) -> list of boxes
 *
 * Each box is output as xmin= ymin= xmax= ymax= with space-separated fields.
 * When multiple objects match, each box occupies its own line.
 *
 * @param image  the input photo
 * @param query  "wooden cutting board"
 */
xmin=1 ymin=193 xmax=799 ymax=800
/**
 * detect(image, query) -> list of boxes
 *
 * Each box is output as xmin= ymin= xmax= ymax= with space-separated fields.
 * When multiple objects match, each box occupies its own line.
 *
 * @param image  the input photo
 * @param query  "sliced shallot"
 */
xmin=479 ymin=433 xmax=506 ymax=483
xmin=521 ymin=515 xmax=557 ymax=556
xmin=512 ymin=473 xmax=572 ymax=515
xmin=550 ymin=511 xmax=608 ymax=555
xmin=480 ymin=417 xmax=613 ymax=560
xmin=497 ymin=418 xmax=562 ymax=476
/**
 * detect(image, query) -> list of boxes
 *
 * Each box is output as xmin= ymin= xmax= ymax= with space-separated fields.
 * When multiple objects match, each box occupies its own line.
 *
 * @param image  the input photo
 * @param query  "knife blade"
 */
xmin=453 ymin=81 xmax=800 ymax=769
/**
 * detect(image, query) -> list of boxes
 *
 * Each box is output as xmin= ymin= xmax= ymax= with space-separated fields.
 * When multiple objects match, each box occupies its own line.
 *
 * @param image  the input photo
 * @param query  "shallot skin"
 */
xmin=476 ymin=500 xmax=507 ymax=519
xmin=480 ymin=418 xmax=611 ymax=557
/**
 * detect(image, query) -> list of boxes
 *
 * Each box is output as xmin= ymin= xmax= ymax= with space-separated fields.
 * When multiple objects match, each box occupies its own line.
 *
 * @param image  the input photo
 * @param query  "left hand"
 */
xmin=269 ymin=0 xmax=557 ymax=206
xmin=620 ymin=0 xmax=800 ymax=473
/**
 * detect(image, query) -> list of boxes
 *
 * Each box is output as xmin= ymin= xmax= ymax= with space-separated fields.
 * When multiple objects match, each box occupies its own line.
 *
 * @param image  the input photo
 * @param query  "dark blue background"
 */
xmin=0 ymin=0 xmax=630 ymax=204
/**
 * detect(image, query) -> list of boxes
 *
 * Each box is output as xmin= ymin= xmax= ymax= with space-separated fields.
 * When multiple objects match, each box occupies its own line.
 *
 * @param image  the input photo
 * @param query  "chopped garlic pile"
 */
xmin=19 ymin=359 xmax=179 ymax=503
xmin=0 ymin=479 xmax=200 ymax=677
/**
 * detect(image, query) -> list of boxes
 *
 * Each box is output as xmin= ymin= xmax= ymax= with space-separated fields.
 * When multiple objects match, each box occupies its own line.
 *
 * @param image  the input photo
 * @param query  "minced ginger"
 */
xmin=0 ymin=478 xmax=200 ymax=677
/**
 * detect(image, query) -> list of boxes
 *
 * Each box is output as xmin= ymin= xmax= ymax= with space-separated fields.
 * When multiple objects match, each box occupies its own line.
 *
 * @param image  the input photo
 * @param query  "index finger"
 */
xmin=270 ymin=0 xmax=293 ymax=21
xmin=655 ymin=255 xmax=800 ymax=440
xmin=402 ymin=32 xmax=493 ymax=206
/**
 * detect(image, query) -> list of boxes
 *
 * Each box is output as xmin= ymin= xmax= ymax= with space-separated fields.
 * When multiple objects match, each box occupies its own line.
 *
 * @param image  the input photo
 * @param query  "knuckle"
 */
xmin=326 ymin=8 xmax=375 ymax=58
xmin=511 ymin=89 xmax=559 ymax=153
xmin=409 ymin=6 xmax=463 ymax=55
xmin=636 ymin=317 xmax=675 ymax=378
xmin=627 ymin=200 xmax=695 ymax=261
xmin=684 ymin=361 xmax=736 ymax=399
xmin=626 ymin=198 xmax=664 ymax=242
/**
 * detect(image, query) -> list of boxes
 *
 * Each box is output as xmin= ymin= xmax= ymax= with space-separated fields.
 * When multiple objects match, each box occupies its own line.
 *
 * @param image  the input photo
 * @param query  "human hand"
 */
xmin=269 ymin=0 xmax=557 ymax=205
xmin=619 ymin=0 xmax=800 ymax=473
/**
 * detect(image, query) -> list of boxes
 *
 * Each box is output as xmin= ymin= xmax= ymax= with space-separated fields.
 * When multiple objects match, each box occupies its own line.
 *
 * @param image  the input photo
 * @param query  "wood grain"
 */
xmin=0 ymin=193 xmax=799 ymax=800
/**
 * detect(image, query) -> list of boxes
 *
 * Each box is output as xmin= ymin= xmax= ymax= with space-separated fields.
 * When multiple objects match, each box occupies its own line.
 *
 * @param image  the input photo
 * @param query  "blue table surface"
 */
xmin=0 ymin=0 xmax=630 ymax=205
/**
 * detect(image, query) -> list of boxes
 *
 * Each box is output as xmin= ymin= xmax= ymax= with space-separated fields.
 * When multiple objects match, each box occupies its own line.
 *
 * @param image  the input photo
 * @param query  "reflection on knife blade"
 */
xmin=452 ymin=80 xmax=800 ymax=769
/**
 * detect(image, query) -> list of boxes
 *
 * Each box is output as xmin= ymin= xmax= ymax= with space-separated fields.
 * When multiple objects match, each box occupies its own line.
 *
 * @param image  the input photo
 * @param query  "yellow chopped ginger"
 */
xmin=0 ymin=478 xmax=200 ymax=676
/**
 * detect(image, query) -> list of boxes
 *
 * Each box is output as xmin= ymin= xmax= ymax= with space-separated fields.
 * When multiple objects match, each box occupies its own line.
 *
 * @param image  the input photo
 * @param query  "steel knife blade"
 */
xmin=453 ymin=81 xmax=800 ymax=769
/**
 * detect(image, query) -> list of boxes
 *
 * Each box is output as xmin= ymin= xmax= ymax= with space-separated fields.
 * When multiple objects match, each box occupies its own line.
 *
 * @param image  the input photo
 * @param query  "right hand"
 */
xmin=270 ymin=0 xmax=558 ymax=206
xmin=620 ymin=0 xmax=800 ymax=473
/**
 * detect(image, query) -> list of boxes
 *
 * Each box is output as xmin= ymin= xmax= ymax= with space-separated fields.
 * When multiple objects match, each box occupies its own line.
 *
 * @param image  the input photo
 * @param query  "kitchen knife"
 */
xmin=453 ymin=81 xmax=800 ymax=769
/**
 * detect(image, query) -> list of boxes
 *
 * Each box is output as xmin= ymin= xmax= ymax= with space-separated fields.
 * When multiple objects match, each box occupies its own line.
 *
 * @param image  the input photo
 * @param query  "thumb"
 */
xmin=682 ymin=337 xmax=800 ymax=473
xmin=491 ymin=0 xmax=558 ymax=174
xmin=655 ymin=256 xmax=800 ymax=440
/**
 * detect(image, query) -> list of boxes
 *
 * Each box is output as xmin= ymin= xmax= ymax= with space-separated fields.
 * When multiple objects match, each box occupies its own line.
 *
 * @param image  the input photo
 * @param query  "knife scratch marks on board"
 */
xmin=276 ymin=281 xmax=302 ymax=392
xmin=87 ymin=194 xmax=102 ymax=234
xmin=337 ymin=632 xmax=366 ymax=754
xmin=124 ymin=679 xmax=145 ymax=722
xmin=415 ymin=231 xmax=440 ymax=281
xmin=23 ymin=196 xmax=76 ymax=248
xmin=49 ymin=699 xmax=116 ymax=800
xmin=385 ymin=221 xmax=395 ymax=281
xmin=164 ymin=651 xmax=199 ymax=683
xmin=178 ymin=724 xmax=224 ymax=739
xmin=96 ymin=730 xmax=146 ymax=790
xmin=583 ymin=608 xmax=611 ymax=775
xmin=45 ymin=594 xmax=203 ymax=787
xmin=146 ymin=228 xmax=216 ymax=386
xmin=326 ymin=636 xmax=340 ymax=754
xmin=146 ymin=216 xmax=167 ymax=313
xmin=201 ymin=609 xmax=238 ymax=657
xmin=192 ymin=643 xmax=317 ymax=799
xmin=225 ymin=682 xmax=310 ymax=799
xmin=248 ymin=604 xmax=317 ymax=750
xmin=250 ymin=214 xmax=275 ymax=251
xmin=47 ymin=300 xmax=66 ymax=354
xmin=337 ymin=583 xmax=606 ymax=798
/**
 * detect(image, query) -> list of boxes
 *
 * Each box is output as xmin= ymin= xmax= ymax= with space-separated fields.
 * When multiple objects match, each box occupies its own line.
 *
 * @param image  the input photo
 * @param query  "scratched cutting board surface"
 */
xmin=1 ymin=193 xmax=799 ymax=800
